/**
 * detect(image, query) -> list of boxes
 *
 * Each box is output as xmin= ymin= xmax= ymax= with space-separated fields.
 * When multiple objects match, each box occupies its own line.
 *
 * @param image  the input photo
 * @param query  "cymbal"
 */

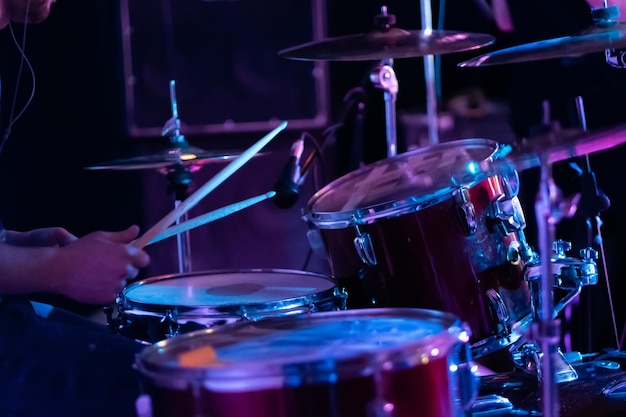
xmin=278 ymin=27 xmax=495 ymax=61
xmin=85 ymin=145 xmax=242 ymax=171
xmin=458 ymin=21 xmax=626 ymax=67
xmin=508 ymin=124 xmax=626 ymax=170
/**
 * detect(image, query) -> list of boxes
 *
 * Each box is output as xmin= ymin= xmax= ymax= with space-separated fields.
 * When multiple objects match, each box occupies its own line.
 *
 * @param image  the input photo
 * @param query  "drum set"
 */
xmin=90 ymin=4 xmax=626 ymax=417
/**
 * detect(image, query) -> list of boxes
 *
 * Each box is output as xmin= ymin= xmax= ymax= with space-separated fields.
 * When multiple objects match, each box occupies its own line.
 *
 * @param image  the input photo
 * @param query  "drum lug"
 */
xmin=333 ymin=287 xmax=349 ymax=310
xmin=455 ymin=187 xmax=477 ymax=236
xmin=486 ymin=289 xmax=510 ymax=334
xmin=162 ymin=309 xmax=180 ymax=338
xmin=353 ymin=224 xmax=377 ymax=266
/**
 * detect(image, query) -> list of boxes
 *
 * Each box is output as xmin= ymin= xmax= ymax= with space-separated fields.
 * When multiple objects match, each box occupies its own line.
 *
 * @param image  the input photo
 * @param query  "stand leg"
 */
xmin=536 ymin=155 xmax=560 ymax=417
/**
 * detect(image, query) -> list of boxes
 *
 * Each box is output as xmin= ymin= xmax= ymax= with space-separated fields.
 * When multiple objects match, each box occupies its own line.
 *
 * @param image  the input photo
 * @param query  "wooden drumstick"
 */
xmin=146 ymin=191 xmax=276 ymax=246
xmin=132 ymin=121 xmax=288 ymax=248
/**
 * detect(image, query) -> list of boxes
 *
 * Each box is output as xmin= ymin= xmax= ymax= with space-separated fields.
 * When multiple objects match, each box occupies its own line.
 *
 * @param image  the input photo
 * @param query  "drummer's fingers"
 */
xmin=128 ymin=245 xmax=150 ymax=268
xmin=125 ymin=263 xmax=140 ymax=281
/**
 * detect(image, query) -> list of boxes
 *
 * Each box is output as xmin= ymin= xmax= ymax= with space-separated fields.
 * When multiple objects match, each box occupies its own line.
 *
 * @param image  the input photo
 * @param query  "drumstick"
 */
xmin=146 ymin=191 xmax=276 ymax=246
xmin=132 ymin=121 xmax=288 ymax=248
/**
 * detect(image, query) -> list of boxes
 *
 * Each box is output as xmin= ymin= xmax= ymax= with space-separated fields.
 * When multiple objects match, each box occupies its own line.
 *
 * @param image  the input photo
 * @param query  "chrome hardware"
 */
xmin=552 ymin=239 xmax=571 ymax=258
xmin=161 ymin=309 xmax=180 ymax=338
xmin=486 ymin=289 xmax=510 ymax=333
xmin=524 ymin=240 xmax=598 ymax=289
xmin=512 ymin=340 xmax=578 ymax=384
xmin=491 ymin=195 xmax=527 ymax=234
xmin=353 ymin=224 xmax=377 ymax=266
xmin=455 ymin=187 xmax=477 ymax=236
xmin=468 ymin=395 xmax=514 ymax=417
xmin=333 ymin=287 xmax=349 ymax=310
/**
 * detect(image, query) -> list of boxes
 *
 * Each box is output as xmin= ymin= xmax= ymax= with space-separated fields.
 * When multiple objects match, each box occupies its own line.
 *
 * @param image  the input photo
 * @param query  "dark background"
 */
xmin=1 ymin=0 xmax=626 ymax=353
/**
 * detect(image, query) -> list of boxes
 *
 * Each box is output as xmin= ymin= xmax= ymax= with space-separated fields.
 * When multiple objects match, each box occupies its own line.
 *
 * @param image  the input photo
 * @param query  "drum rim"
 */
xmin=118 ymin=268 xmax=339 ymax=319
xmin=303 ymin=138 xmax=500 ymax=228
xmin=135 ymin=307 xmax=469 ymax=389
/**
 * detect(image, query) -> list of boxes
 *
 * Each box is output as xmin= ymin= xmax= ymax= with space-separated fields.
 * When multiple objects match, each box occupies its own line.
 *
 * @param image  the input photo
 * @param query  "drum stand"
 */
xmin=370 ymin=57 xmax=398 ymax=158
xmin=368 ymin=2 xmax=441 ymax=158
xmin=161 ymin=80 xmax=194 ymax=273
xmin=419 ymin=0 xmax=440 ymax=146
xmin=165 ymin=164 xmax=193 ymax=273
xmin=529 ymin=156 xmax=584 ymax=417
xmin=369 ymin=7 xmax=399 ymax=158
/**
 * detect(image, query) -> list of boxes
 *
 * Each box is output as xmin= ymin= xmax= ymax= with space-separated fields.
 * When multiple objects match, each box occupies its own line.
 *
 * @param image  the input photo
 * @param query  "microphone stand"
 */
xmin=572 ymin=96 xmax=615 ymax=350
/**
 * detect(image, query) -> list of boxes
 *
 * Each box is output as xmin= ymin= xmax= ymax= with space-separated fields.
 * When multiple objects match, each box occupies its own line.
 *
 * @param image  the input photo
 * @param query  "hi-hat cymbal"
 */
xmin=279 ymin=27 xmax=495 ymax=61
xmin=508 ymin=124 xmax=626 ymax=170
xmin=85 ymin=145 xmax=242 ymax=171
xmin=458 ymin=21 xmax=626 ymax=67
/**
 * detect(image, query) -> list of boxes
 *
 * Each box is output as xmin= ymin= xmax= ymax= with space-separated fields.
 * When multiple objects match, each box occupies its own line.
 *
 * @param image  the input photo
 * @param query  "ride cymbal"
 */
xmin=279 ymin=27 xmax=495 ymax=61
xmin=458 ymin=21 xmax=626 ymax=67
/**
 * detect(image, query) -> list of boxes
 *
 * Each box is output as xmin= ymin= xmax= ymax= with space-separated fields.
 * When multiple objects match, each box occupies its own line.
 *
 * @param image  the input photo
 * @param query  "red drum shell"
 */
xmin=135 ymin=308 xmax=476 ymax=417
xmin=303 ymin=139 xmax=532 ymax=357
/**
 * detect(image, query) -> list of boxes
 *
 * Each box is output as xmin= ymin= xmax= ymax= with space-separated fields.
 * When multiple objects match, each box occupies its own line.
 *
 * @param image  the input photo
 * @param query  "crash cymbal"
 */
xmin=279 ymin=27 xmax=495 ymax=61
xmin=85 ymin=145 xmax=242 ymax=171
xmin=458 ymin=21 xmax=626 ymax=67
xmin=508 ymin=124 xmax=626 ymax=170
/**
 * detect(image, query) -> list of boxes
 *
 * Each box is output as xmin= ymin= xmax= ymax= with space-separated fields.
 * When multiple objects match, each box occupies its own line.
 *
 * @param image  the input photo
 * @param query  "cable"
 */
xmin=0 ymin=0 xmax=37 ymax=157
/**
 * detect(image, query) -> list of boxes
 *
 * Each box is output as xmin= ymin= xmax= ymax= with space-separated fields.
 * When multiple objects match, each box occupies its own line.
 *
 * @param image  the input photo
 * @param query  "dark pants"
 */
xmin=0 ymin=297 xmax=146 ymax=417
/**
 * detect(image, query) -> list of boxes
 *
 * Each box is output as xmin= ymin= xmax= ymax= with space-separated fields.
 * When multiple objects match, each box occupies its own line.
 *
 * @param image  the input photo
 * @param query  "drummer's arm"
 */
xmin=4 ymin=227 xmax=77 ymax=247
xmin=0 ymin=242 xmax=65 ymax=295
xmin=0 ymin=226 xmax=150 ymax=305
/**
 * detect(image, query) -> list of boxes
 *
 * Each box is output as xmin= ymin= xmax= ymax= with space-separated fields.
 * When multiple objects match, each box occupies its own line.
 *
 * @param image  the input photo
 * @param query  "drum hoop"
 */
xmin=304 ymin=189 xmax=454 ymax=229
xmin=303 ymin=138 xmax=500 ymax=228
xmin=118 ymin=269 xmax=339 ymax=320
xmin=136 ymin=308 xmax=468 ymax=388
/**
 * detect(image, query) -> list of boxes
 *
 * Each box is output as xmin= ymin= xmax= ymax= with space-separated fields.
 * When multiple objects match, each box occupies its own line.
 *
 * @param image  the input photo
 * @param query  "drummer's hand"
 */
xmin=5 ymin=227 xmax=77 ymax=247
xmin=52 ymin=225 xmax=150 ymax=305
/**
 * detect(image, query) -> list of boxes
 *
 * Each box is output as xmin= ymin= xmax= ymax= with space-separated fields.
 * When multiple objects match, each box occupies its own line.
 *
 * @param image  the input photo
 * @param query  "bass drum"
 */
xmin=303 ymin=138 xmax=534 ymax=359
xmin=112 ymin=269 xmax=347 ymax=343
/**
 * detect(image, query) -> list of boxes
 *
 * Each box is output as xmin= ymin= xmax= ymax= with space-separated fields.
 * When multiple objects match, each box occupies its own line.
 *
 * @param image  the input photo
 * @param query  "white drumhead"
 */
xmin=122 ymin=270 xmax=336 ymax=307
xmin=137 ymin=308 xmax=469 ymax=391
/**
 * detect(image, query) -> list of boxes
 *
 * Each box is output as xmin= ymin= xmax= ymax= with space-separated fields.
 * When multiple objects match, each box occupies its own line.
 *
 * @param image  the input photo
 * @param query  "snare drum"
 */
xmin=135 ymin=308 xmax=477 ymax=417
xmin=303 ymin=139 xmax=534 ymax=358
xmin=112 ymin=269 xmax=346 ymax=343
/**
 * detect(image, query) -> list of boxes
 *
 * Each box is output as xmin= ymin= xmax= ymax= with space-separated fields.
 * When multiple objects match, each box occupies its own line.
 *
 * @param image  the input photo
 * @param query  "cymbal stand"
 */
xmin=535 ymin=155 xmax=561 ymax=417
xmin=419 ymin=0 xmax=440 ymax=145
xmin=162 ymin=80 xmax=193 ymax=273
xmin=369 ymin=7 xmax=399 ymax=157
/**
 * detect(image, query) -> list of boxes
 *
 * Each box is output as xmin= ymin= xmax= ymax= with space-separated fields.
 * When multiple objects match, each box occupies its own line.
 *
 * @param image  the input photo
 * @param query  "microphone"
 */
xmin=272 ymin=135 xmax=305 ymax=208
